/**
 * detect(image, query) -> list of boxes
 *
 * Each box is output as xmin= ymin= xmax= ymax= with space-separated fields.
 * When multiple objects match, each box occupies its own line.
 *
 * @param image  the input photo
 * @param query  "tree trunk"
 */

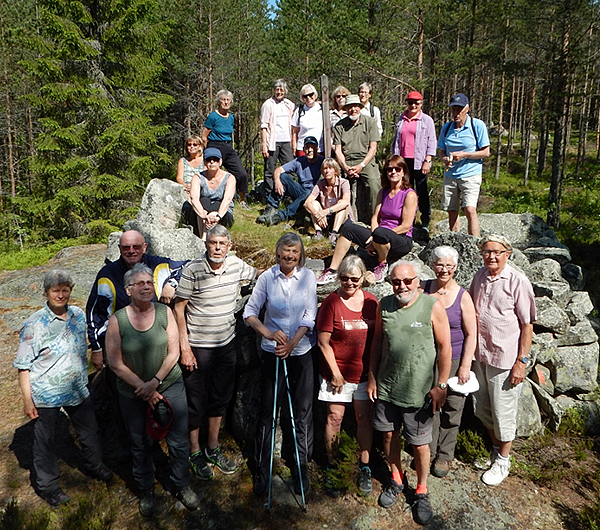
xmin=494 ymin=19 xmax=509 ymax=180
xmin=523 ymin=81 xmax=536 ymax=185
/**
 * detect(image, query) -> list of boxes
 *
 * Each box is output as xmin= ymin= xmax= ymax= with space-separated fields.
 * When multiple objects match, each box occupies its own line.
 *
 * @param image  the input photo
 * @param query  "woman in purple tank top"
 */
xmin=422 ymin=245 xmax=477 ymax=478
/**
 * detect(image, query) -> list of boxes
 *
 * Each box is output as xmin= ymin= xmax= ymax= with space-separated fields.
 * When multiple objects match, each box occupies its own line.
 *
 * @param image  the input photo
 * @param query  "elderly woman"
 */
xmin=304 ymin=157 xmax=352 ymax=245
xmin=292 ymin=83 xmax=324 ymax=155
xmin=243 ymin=233 xmax=317 ymax=498
xmin=330 ymin=85 xmax=349 ymax=129
xmin=202 ymin=89 xmax=249 ymax=208
xmin=190 ymin=147 xmax=236 ymax=240
xmin=105 ymin=263 xmax=199 ymax=516
xmin=317 ymin=155 xmax=417 ymax=285
xmin=15 ymin=270 xmax=112 ymax=507
xmin=422 ymin=246 xmax=476 ymax=477
xmin=317 ymin=256 xmax=378 ymax=498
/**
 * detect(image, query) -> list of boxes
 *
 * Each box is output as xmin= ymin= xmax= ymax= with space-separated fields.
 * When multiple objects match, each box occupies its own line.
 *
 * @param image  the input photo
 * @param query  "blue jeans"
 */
xmin=267 ymin=173 xmax=312 ymax=221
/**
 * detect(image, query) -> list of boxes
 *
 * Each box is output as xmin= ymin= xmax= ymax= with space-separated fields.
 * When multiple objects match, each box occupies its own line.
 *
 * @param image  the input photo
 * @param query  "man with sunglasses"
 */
xmin=470 ymin=235 xmax=536 ymax=486
xmin=367 ymin=260 xmax=451 ymax=525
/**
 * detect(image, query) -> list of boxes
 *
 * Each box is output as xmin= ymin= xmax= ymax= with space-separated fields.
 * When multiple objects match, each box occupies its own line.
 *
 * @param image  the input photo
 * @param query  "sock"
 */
xmin=496 ymin=453 xmax=510 ymax=464
xmin=416 ymin=483 xmax=428 ymax=495
xmin=392 ymin=470 xmax=404 ymax=484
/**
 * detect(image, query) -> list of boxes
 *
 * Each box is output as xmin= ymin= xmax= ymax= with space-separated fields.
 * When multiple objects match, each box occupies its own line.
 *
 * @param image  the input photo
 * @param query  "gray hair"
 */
xmin=275 ymin=232 xmax=306 ymax=269
xmin=206 ymin=224 xmax=231 ymax=243
xmin=359 ymin=82 xmax=373 ymax=94
xmin=389 ymin=259 xmax=421 ymax=278
xmin=338 ymin=255 xmax=366 ymax=280
xmin=300 ymin=83 xmax=317 ymax=97
xmin=215 ymin=89 xmax=233 ymax=104
xmin=124 ymin=263 xmax=153 ymax=287
xmin=430 ymin=245 xmax=459 ymax=266
xmin=43 ymin=269 xmax=75 ymax=293
xmin=273 ymin=79 xmax=288 ymax=94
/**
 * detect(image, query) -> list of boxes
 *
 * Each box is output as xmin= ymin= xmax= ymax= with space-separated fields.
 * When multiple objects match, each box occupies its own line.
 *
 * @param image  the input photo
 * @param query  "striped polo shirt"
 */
xmin=176 ymin=254 xmax=256 ymax=348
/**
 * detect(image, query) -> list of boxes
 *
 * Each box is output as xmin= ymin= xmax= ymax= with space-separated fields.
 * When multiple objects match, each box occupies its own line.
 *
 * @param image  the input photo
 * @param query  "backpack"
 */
xmin=441 ymin=116 xmax=482 ymax=152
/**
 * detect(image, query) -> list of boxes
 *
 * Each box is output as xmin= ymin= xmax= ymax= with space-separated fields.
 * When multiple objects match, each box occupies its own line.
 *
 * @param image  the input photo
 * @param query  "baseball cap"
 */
xmin=406 ymin=90 xmax=423 ymax=100
xmin=449 ymin=93 xmax=469 ymax=107
xmin=303 ymin=136 xmax=319 ymax=147
xmin=203 ymin=147 xmax=222 ymax=160
xmin=146 ymin=398 xmax=173 ymax=440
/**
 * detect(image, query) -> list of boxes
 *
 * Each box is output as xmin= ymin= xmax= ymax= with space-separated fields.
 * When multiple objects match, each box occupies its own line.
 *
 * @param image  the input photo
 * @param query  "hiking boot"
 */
xmin=431 ymin=459 xmax=450 ymax=478
xmin=293 ymin=463 xmax=310 ymax=495
xmin=205 ymin=446 xmax=238 ymax=475
xmin=256 ymin=206 xmax=279 ymax=225
xmin=316 ymin=268 xmax=337 ymax=286
xmin=412 ymin=492 xmax=434 ymax=525
xmin=175 ymin=486 xmax=200 ymax=511
xmin=372 ymin=262 xmax=388 ymax=283
xmin=481 ymin=458 xmax=510 ymax=486
xmin=378 ymin=479 xmax=403 ymax=508
xmin=357 ymin=465 xmax=372 ymax=497
xmin=138 ymin=488 xmax=154 ymax=517
xmin=190 ymin=450 xmax=213 ymax=480
xmin=87 ymin=463 xmax=114 ymax=482
xmin=324 ymin=466 xmax=341 ymax=498
xmin=253 ymin=467 xmax=269 ymax=496
xmin=39 ymin=488 xmax=70 ymax=507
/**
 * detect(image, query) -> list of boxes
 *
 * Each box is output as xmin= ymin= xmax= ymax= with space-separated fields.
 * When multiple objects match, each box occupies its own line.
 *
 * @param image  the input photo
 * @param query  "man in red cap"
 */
xmin=391 ymin=91 xmax=437 ymax=233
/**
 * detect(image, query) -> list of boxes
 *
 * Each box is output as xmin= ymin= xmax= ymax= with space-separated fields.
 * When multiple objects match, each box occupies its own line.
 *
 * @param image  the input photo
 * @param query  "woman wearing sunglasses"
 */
xmin=292 ymin=84 xmax=324 ymax=155
xmin=317 ymin=255 xmax=378 ymax=498
xmin=177 ymin=135 xmax=204 ymax=230
xmin=317 ymin=155 xmax=417 ymax=285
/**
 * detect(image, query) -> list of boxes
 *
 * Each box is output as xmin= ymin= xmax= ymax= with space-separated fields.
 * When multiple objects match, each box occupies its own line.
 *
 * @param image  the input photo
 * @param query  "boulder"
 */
xmin=550 ymin=342 xmax=599 ymax=394
xmin=562 ymin=263 xmax=585 ymax=291
xmin=530 ymin=364 xmax=555 ymax=396
xmin=516 ymin=380 xmax=543 ymax=437
xmin=534 ymin=297 xmax=571 ymax=335
xmin=528 ymin=259 xmax=568 ymax=284
xmin=555 ymin=396 xmax=600 ymax=436
xmin=555 ymin=319 xmax=598 ymax=347
xmin=565 ymin=291 xmax=594 ymax=325
xmin=531 ymin=281 xmax=571 ymax=308
xmin=522 ymin=246 xmax=571 ymax=265
xmin=136 ymin=178 xmax=188 ymax=229
xmin=529 ymin=379 xmax=562 ymax=431
xmin=531 ymin=332 xmax=556 ymax=364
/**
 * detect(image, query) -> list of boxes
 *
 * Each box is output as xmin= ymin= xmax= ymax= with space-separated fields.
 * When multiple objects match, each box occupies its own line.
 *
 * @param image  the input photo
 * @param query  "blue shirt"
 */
xmin=205 ymin=111 xmax=234 ymax=142
xmin=437 ymin=116 xmax=490 ymax=179
xmin=281 ymin=155 xmax=325 ymax=188
xmin=15 ymin=304 xmax=90 ymax=408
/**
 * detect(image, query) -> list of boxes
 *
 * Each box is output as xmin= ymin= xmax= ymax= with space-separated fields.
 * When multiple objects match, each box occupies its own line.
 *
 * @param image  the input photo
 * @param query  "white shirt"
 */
xmin=361 ymin=102 xmax=383 ymax=136
xmin=292 ymin=103 xmax=324 ymax=152
xmin=243 ymin=265 xmax=317 ymax=356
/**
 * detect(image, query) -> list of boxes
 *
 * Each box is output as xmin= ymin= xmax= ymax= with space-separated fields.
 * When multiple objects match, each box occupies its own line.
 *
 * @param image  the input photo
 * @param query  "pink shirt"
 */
xmin=470 ymin=264 xmax=536 ymax=370
xmin=399 ymin=111 xmax=420 ymax=159
xmin=309 ymin=176 xmax=354 ymax=221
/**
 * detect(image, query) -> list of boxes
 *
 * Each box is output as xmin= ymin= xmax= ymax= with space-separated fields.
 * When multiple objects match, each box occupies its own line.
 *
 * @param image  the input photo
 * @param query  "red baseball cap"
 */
xmin=406 ymin=91 xmax=423 ymax=100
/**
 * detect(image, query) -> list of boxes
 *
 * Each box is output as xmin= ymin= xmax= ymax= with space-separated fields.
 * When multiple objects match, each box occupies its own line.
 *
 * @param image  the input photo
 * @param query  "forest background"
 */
xmin=1 ymin=0 xmax=599 ymax=287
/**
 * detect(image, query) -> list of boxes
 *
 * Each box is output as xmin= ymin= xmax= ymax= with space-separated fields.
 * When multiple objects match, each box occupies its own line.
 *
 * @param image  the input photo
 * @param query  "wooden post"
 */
xmin=321 ymin=74 xmax=331 ymax=158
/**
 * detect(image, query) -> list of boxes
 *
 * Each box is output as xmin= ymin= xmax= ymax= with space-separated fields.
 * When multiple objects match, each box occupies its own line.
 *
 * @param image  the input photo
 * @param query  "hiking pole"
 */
xmin=282 ymin=358 xmax=307 ymax=513
xmin=265 ymin=356 xmax=280 ymax=511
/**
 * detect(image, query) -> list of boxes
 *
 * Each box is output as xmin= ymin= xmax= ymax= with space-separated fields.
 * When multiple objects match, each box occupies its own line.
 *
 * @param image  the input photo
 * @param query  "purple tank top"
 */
xmin=424 ymin=281 xmax=465 ymax=360
xmin=379 ymin=187 xmax=414 ymax=238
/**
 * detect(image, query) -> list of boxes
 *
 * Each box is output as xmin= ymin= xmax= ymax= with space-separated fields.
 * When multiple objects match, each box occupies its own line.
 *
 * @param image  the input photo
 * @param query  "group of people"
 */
xmin=17 ymin=219 xmax=535 ymax=526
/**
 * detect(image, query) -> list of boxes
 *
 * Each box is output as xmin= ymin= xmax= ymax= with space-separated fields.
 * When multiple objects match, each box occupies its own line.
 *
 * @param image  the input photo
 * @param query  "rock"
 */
xmin=348 ymin=508 xmax=380 ymax=530
xmin=565 ymin=291 xmax=594 ymax=325
xmin=555 ymin=396 xmax=600 ymax=436
xmin=551 ymin=342 xmax=599 ymax=394
xmin=529 ymin=379 xmax=562 ymax=431
xmin=562 ymin=262 xmax=585 ymax=291
xmin=590 ymin=316 xmax=600 ymax=338
xmin=530 ymin=365 xmax=554 ymax=396
xmin=136 ymin=178 xmax=188 ymax=229
xmin=555 ymin=319 xmax=598 ymax=346
xmin=523 ymin=246 xmax=571 ymax=265
xmin=531 ymin=281 xmax=571 ymax=308
xmin=516 ymin=380 xmax=543 ymax=437
xmin=529 ymin=259 xmax=569 ymax=284
xmin=534 ymin=297 xmax=571 ymax=335
xmin=531 ymin=333 xmax=557 ymax=364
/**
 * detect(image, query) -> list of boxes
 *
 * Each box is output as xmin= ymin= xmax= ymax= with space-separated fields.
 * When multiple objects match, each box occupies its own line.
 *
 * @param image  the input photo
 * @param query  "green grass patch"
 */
xmin=0 ymin=237 xmax=90 ymax=271
xmin=455 ymin=429 xmax=489 ymax=465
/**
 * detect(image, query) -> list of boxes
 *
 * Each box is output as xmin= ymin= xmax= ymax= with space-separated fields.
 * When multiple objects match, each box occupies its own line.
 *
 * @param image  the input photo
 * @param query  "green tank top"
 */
xmin=114 ymin=303 xmax=181 ymax=398
xmin=377 ymin=293 xmax=437 ymax=408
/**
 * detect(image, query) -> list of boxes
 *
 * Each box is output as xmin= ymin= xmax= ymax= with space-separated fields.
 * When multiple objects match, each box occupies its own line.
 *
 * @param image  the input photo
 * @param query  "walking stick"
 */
xmin=265 ymin=357 xmax=280 ymax=511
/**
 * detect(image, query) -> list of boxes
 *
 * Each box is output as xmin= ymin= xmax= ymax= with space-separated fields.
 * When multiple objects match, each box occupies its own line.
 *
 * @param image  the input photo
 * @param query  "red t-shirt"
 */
xmin=317 ymin=291 xmax=378 ymax=383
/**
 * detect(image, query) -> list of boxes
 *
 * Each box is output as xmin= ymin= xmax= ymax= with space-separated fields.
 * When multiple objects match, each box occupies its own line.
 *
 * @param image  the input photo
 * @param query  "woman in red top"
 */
xmin=317 ymin=255 xmax=378 ymax=498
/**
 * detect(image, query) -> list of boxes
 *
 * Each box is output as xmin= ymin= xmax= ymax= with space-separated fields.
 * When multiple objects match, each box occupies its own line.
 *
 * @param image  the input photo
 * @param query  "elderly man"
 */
xmin=358 ymin=82 xmax=383 ymax=136
xmin=368 ymin=260 xmax=451 ymax=526
xmin=334 ymin=94 xmax=381 ymax=224
xmin=437 ymin=93 xmax=490 ymax=236
xmin=174 ymin=225 xmax=259 ymax=480
xmin=256 ymin=136 xmax=324 ymax=226
xmin=260 ymin=79 xmax=296 ymax=201
xmin=470 ymin=235 xmax=536 ymax=486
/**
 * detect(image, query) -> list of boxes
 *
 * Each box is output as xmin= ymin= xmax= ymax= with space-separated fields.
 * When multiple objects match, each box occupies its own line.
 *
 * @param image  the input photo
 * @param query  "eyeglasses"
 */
xmin=205 ymin=157 xmax=220 ymax=163
xmin=386 ymin=167 xmax=403 ymax=173
xmin=481 ymin=249 xmax=508 ymax=257
xmin=119 ymin=244 xmax=144 ymax=251
xmin=335 ymin=94 xmax=347 ymax=99
xmin=187 ymin=142 xmax=200 ymax=147
xmin=340 ymin=275 xmax=362 ymax=283
xmin=130 ymin=280 xmax=153 ymax=288
xmin=302 ymin=92 xmax=315 ymax=98
xmin=391 ymin=276 xmax=417 ymax=286
xmin=406 ymin=100 xmax=422 ymax=105
xmin=434 ymin=264 xmax=456 ymax=271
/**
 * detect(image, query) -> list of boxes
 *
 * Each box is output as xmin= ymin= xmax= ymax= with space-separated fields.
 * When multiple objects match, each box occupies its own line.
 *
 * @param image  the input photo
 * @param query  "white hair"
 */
xmin=430 ymin=246 xmax=459 ymax=266
xmin=389 ymin=259 xmax=421 ymax=278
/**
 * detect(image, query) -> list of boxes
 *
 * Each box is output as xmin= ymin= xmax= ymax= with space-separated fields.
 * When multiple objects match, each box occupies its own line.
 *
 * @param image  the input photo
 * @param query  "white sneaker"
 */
xmin=372 ymin=262 xmax=388 ymax=283
xmin=481 ymin=458 xmax=510 ymax=486
xmin=316 ymin=268 xmax=337 ymax=286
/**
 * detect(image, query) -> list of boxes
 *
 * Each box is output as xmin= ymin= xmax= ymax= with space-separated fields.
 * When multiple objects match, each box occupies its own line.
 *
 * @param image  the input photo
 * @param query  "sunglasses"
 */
xmin=335 ymin=94 xmax=347 ymax=98
xmin=187 ymin=142 xmax=200 ymax=147
xmin=119 ymin=244 xmax=144 ymax=251
xmin=386 ymin=167 xmax=403 ymax=173
xmin=205 ymin=157 xmax=220 ymax=163
xmin=302 ymin=92 xmax=315 ymax=98
xmin=406 ymin=100 xmax=422 ymax=105
xmin=391 ymin=276 xmax=417 ymax=286
xmin=340 ymin=276 xmax=362 ymax=283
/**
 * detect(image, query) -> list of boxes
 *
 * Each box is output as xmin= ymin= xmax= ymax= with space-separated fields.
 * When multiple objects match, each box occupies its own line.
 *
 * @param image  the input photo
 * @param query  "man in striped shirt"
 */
xmin=174 ymin=225 xmax=259 ymax=480
xmin=470 ymin=234 xmax=536 ymax=486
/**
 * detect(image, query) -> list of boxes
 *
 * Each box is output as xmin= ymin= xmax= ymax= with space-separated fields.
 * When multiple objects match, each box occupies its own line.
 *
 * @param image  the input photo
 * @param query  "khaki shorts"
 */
xmin=373 ymin=399 xmax=434 ymax=446
xmin=317 ymin=377 xmax=369 ymax=403
xmin=472 ymin=360 xmax=521 ymax=442
xmin=441 ymin=174 xmax=482 ymax=210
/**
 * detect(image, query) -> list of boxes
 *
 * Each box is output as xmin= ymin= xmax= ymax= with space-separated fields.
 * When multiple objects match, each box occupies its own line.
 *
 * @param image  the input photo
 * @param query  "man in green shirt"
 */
xmin=367 ymin=260 xmax=451 ymax=525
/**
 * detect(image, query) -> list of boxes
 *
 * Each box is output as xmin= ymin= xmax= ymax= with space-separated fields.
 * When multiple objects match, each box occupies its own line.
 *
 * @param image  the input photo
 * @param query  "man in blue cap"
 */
xmin=257 ymin=135 xmax=324 ymax=226
xmin=437 ymin=93 xmax=490 ymax=236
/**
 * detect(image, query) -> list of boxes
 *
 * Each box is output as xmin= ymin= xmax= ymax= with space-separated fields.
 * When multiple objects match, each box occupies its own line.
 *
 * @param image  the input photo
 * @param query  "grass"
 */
xmin=0 ymin=237 xmax=91 ymax=272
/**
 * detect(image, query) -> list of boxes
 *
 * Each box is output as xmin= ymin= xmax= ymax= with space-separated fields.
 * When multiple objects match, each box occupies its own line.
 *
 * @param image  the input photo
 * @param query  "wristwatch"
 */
xmin=518 ymin=356 xmax=529 ymax=364
xmin=436 ymin=382 xmax=448 ymax=390
xmin=153 ymin=375 xmax=163 ymax=385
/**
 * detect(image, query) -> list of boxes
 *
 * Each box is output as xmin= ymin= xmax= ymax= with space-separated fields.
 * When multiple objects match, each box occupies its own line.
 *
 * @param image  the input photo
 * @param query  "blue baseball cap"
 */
xmin=449 ymin=93 xmax=469 ymax=107
xmin=203 ymin=147 xmax=222 ymax=160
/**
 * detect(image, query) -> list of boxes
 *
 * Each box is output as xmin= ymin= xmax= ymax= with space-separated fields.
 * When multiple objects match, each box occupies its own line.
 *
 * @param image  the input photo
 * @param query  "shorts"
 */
xmin=472 ymin=360 xmax=521 ymax=442
xmin=441 ymin=174 xmax=482 ymax=210
xmin=373 ymin=399 xmax=434 ymax=446
xmin=317 ymin=377 xmax=369 ymax=403
xmin=340 ymin=223 xmax=412 ymax=263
